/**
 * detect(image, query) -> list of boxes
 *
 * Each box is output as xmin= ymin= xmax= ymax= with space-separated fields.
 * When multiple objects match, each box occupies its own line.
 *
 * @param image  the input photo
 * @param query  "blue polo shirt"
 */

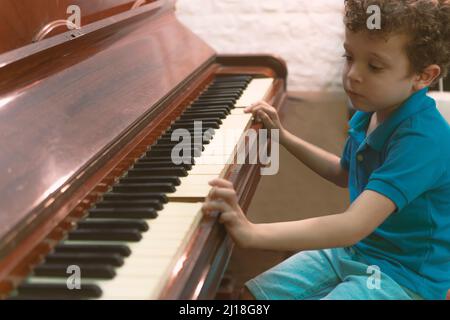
xmin=340 ymin=87 xmax=450 ymax=300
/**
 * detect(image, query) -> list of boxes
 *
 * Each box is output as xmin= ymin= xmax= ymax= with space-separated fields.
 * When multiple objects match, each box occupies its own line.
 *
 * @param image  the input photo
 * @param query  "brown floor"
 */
xmin=218 ymin=91 xmax=351 ymax=298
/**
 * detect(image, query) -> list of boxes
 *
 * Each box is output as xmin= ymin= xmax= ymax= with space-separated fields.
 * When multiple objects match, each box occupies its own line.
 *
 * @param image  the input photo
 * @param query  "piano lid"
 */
xmin=0 ymin=0 xmax=215 ymax=254
xmin=0 ymin=0 xmax=160 ymax=54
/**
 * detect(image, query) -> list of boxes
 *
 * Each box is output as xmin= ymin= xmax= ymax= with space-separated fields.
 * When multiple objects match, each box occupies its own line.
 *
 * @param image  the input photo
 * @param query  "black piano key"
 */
xmin=88 ymin=207 xmax=158 ymax=219
xmin=119 ymin=175 xmax=181 ymax=186
xmin=127 ymin=168 xmax=188 ymax=178
xmin=135 ymin=155 xmax=196 ymax=163
xmin=179 ymin=112 xmax=226 ymax=120
xmin=102 ymin=192 xmax=168 ymax=203
xmin=199 ymin=93 xmax=241 ymax=99
xmin=54 ymin=243 xmax=131 ymax=257
xmin=77 ymin=219 xmax=149 ymax=232
xmin=68 ymin=228 xmax=143 ymax=242
xmin=184 ymin=109 xmax=230 ymax=116
xmin=161 ymin=133 xmax=215 ymax=143
xmin=175 ymin=117 xmax=222 ymax=124
xmin=158 ymin=133 xmax=213 ymax=142
xmin=195 ymin=98 xmax=236 ymax=104
xmin=15 ymin=283 xmax=102 ymax=299
xmin=163 ymin=127 xmax=216 ymax=134
xmin=158 ymin=130 xmax=212 ymax=139
xmin=211 ymin=78 xmax=250 ymax=84
xmin=134 ymin=159 xmax=193 ymax=170
xmin=204 ymin=88 xmax=244 ymax=94
xmin=146 ymin=149 xmax=201 ymax=158
xmin=185 ymin=104 xmax=231 ymax=112
xmin=190 ymin=101 xmax=235 ymax=108
xmin=150 ymin=143 xmax=205 ymax=151
xmin=213 ymin=75 xmax=252 ymax=83
xmin=173 ymin=120 xmax=222 ymax=128
xmin=169 ymin=121 xmax=220 ymax=129
xmin=95 ymin=198 xmax=163 ymax=210
xmin=112 ymin=182 xmax=176 ymax=193
xmin=33 ymin=264 xmax=116 ymax=279
xmin=126 ymin=167 xmax=187 ymax=177
xmin=207 ymin=83 xmax=248 ymax=89
xmin=137 ymin=156 xmax=196 ymax=165
xmin=205 ymin=85 xmax=245 ymax=91
xmin=44 ymin=252 xmax=125 ymax=267
xmin=155 ymin=136 xmax=210 ymax=145
xmin=146 ymin=146 xmax=205 ymax=156
xmin=166 ymin=122 xmax=219 ymax=130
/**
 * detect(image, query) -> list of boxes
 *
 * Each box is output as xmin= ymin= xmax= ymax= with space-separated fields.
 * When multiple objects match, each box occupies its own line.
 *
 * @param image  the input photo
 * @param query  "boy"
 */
xmin=202 ymin=0 xmax=450 ymax=299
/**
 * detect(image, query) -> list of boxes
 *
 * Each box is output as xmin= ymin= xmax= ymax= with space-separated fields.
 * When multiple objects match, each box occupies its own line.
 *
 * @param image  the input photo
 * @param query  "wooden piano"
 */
xmin=0 ymin=0 xmax=287 ymax=299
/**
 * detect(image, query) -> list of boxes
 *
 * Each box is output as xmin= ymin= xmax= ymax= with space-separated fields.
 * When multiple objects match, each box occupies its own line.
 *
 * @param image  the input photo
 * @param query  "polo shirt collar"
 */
xmin=348 ymin=87 xmax=435 ymax=151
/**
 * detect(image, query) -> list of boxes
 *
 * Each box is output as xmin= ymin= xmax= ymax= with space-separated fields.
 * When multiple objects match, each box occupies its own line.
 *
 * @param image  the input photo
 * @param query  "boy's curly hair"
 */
xmin=344 ymin=0 xmax=450 ymax=85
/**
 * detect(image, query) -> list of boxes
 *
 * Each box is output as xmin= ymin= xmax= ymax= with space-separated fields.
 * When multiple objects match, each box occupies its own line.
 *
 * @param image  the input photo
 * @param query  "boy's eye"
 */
xmin=342 ymin=53 xmax=353 ymax=62
xmin=369 ymin=64 xmax=383 ymax=71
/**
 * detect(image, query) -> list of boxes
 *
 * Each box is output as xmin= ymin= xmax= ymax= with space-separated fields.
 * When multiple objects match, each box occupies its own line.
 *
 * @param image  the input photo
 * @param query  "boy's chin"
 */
xmin=351 ymin=105 xmax=371 ymax=112
xmin=348 ymin=99 xmax=372 ymax=113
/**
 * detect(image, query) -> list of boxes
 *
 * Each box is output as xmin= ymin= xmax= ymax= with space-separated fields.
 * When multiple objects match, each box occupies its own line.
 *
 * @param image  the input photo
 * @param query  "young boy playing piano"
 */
xmin=202 ymin=0 xmax=450 ymax=300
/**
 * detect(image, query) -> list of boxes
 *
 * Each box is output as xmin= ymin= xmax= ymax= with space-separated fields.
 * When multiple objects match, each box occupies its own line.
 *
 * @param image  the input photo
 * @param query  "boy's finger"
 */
xmin=250 ymin=106 xmax=266 ymax=121
xmin=202 ymin=200 xmax=233 ymax=218
xmin=244 ymin=100 xmax=267 ymax=113
xmin=258 ymin=104 xmax=278 ymax=118
xmin=218 ymin=211 xmax=236 ymax=224
xmin=259 ymin=111 xmax=275 ymax=128
xmin=208 ymin=178 xmax=234 ymax=189
xmin=251 ymin=105 xmax=277 ymax=121
xmin=208 ymin=187 xmax=238 ymax=207
xmin=244 ymin=102 xmax=260 ymax=112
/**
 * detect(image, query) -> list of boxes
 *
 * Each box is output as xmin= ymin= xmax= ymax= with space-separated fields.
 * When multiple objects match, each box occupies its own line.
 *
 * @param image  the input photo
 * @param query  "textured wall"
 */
xmin=176 ymin=0 xmax=346 ymax=92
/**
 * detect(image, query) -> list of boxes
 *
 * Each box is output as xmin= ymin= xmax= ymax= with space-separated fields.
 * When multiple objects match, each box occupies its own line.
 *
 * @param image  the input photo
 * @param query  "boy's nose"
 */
xmin=347 ymin=64 xmax=363 ymax=83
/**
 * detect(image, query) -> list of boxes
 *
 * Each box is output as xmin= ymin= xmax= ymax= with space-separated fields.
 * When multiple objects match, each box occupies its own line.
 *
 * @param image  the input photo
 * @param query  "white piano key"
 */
xmin=188 ymin=164 xmax=226 ymax=175
xmin=234 ymin=78 xmax=274 ymax=108
xmin=178 ymin=174 xmax=220 ymax=185
xmin=167 ymin=184 xmax=212 ymax=199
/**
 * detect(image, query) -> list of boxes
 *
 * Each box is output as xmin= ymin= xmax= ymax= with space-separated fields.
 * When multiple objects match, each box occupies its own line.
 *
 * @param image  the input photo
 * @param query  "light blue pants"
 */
xmin=245 ymin=247 xmax=423 ymax=300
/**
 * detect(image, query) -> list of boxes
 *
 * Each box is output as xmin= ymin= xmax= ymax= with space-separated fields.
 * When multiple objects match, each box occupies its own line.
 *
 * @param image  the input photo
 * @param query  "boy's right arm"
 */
xmin=245 ymin=101 xmax=348 ymax=188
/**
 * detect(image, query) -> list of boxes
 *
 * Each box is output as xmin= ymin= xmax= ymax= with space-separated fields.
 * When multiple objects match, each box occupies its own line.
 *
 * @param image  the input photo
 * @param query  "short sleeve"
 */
xmin=340 ymin=137 xmax=352 ymax=171
xmin=365 ymin=126 xmax=444 ymax=212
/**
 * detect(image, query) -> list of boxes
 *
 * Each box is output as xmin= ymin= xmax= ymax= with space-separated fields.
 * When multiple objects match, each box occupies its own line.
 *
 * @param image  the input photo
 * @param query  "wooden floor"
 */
xmin=217 ymin=91 xmax=351 ymax=299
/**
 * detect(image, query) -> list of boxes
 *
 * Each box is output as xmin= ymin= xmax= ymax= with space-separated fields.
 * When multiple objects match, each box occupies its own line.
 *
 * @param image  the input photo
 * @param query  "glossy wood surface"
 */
xmin=0 ymin=0 xmax=157 ymax=53
xmin=0 ymin=0 xmax=215 ymax=255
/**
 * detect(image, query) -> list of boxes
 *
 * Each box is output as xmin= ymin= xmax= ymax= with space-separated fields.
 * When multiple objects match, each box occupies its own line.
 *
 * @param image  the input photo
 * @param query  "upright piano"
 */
xmin=0 ymin=0 xmax=287 ymax=299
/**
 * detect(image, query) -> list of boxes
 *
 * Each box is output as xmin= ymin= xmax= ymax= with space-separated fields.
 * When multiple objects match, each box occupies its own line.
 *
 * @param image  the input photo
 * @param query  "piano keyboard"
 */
xmin=9 ymin=75 xmax=274 ymax=300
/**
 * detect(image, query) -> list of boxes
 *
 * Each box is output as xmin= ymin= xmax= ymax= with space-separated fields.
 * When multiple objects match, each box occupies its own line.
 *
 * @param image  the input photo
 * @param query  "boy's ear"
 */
xmin=413 ymin=64 xmax=441 ymax=90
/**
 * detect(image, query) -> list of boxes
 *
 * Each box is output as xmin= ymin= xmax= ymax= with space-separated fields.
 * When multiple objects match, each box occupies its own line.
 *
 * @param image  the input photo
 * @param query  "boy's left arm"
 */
xmin=249 ymin=190 xmax=396 ymax=251
xmin=202 ymin=179 xmax=396 ymax=251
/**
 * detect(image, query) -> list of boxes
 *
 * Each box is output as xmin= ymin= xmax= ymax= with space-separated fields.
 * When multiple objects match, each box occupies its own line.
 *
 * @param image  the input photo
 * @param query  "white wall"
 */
xmin=176 ymin=0 xmax=346 ymax=92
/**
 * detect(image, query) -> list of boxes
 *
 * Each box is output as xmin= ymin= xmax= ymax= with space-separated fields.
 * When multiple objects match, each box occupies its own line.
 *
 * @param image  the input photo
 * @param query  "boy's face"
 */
xmin=342 ymin=28 xmax=417 ymax=114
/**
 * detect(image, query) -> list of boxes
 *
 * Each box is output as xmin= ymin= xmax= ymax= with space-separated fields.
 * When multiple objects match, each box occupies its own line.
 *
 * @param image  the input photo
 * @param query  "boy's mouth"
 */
xmin=346 ymin=89 xmax=364 ymax=98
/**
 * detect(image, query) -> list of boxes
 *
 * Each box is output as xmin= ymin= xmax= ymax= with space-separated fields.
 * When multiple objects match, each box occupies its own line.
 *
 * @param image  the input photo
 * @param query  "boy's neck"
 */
xmin=375 ymin=103 xmax=401 ymax=124
xmin=374 ymin=88 xmax=417 ymax=124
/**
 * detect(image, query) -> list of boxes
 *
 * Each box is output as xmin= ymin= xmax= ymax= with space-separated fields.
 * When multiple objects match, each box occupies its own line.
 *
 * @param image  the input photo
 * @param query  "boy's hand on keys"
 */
xmin=202 ymin=178 xmax=256 ymax=249
xmin=244 ymin=100 xmax=286 ymax=138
